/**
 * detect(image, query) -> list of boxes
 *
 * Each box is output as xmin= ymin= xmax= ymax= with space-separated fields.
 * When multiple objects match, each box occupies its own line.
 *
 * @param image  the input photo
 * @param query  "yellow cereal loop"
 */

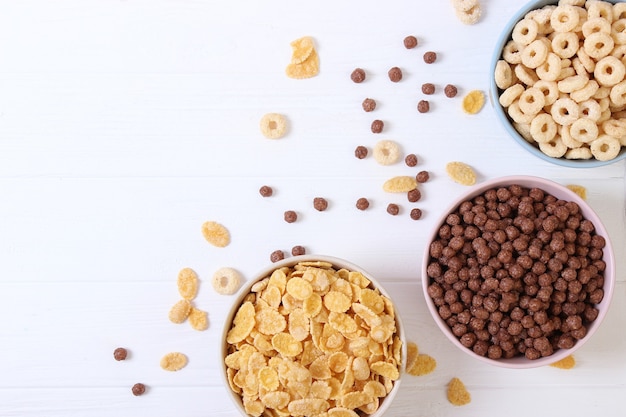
xmin=447 ymin=377 xmax=471 ymax=406
xmin=445 ymin=161 xmax=477 ymax=186
xmin=176 ymin=267 xmax=198 ymax=300
xmin=160 ymin=352 xmax=188 ymax=372
xmin=201 ymin=220 xmax=230 ymax=247
xmin=462 ymin=90 xmax=485 ymax=114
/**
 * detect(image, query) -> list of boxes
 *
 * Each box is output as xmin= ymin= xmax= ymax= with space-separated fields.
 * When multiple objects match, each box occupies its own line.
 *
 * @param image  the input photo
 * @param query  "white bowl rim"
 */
xmin=421 ymin=175 xmax=616 ymax=368
xmin=220 ymin=254 xmax=408 ymax=415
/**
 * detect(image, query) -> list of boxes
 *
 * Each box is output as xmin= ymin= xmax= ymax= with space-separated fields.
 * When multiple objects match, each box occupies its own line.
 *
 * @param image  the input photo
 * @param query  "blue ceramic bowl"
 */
xmin=489 ymin=0 xmax=626 ymax=168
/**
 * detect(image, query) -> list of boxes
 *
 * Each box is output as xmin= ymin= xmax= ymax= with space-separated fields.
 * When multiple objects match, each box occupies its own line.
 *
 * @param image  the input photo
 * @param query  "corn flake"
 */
xmin=286 ymin=277 xmax=314 ymax=300
xmin=227 ymin=301 xmax=256 ymax=344
xmin=168 ymin=299 xmax=191 ymax=324
xmin=566 ymin=184 xmax=587 ymax=200
xmin=176 ymin=267 xmax=198 ymax=300
xmin=188 ymin=306 xmax=209 ymax=331
xmin=446 ymin=161 xmax=477 ymax=186
xmin=201 ymin=220 xmax=230 ymax=247
xmin=383 ymin=176 xmax=418 ymax=193
xmin=408 ymin=354 xmax=437 ymax=376
xmin=160 ymin=352 xmax=188 ymax=372
xmin=447 ymin=377 xmax=471 ymax=406
xmin=550 ymin=354 xmax=576 ymax=369
xmin=370 ymin=361 xmax=400 ymax=380
xmin=324 ymin=291 xmax=352 ymax=313
xmin=462 ymin=89 xmax=485 ymax=114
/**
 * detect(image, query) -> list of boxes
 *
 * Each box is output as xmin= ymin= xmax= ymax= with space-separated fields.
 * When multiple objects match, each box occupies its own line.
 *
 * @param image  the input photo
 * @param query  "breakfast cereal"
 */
xmin=447 ymin=377 xmax=471 ymax=406
xmin=160 ymin=352 xmax=188 ymax=372
xmin=286 ymin=36 xmax=319 ymax=79
xmin=177 ymin=267 xmax=198 ymax=300
xmin=445 ymin=161 xmax=477 ymax=186
xmin=211 ymin=267 xmax=241 ymax=295
xmin=383 ymin=176 xmax=418 ymax=193
xmin=462 ymin=90 xmax=485 ymax=114
xmin=259 ymin=112 xmax=287 ymax=139
xmin=201 ymin=220 xmax=230 ymax=248
xmin=373 ymin=140 xmax=401 ymax=165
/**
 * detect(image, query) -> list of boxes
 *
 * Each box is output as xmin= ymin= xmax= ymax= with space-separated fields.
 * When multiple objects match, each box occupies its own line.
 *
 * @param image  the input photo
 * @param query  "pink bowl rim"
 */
xmin=421 ymin=175 xmax=616 ymax=369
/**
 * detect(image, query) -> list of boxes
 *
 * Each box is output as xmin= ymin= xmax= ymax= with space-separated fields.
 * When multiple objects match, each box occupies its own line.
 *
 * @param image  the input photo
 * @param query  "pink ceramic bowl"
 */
xmin=422 ymin=176 xmax=615 ymax=368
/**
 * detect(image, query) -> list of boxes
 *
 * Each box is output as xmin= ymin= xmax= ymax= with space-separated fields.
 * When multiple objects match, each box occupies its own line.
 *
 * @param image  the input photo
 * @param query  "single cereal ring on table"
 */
xmin=495 ymin=60 xmax=514 ymax=89
xmin=558 ymin=0 xmax=584 ymax=6
xmin=584 ymin=32 xmax=614 ymax=60
xmin=550 ymin=5 xmax=580 ymax=33
xmin=551 ymin=97 xmax=580 ymax=125
xmin=539 ymin=137 xmax=568 ymax=158
xmin=508 ymin=100 xmax=535 ymax=124
xmin=565 ymin=146 xmax=593 ymax=159
xmin=503 ymin=40 xmax=524 ymax=64
xmin=518 ymin=87 xmax=546 ymax=115
xmin=373 ymin=139 xmax=401 ymax=165
xmin=534 ymin=80 xmax=559 ymax=106
xmin=512 ymin=18 xmax=539 ymax=45
xmin=451 ymin=0 xmax=479 ymax=12
xmin=560 ymin=124 xmax=584 ymax=149
xmin=536 ymin=52 xmax=561 ymax=81
xmin=570 ymin=80 xmax=600 ymax=103
xmin=578 ymin=98 xmax=602 ymax=121
xmin=582 ymin=17 xmax=612 ymax=38
xmin=557 ymin=74 xmax=589 ymax=93
xmin=594 ymin=56 xmax=626 ymax=87
xmin=569 ymin=117 xmax=599 ymax=143
xmin=610 ymin=80 xmax=626 ymax=106
xmin=590 ymin=134 xmax=621 ymax=160
xmin=551 ymin=32 xmax=579 ymax=59
xmin=499 ymin=83 xmax=525 ymax=107
xmin=455 ymin=3 xmax=482 ymax=25
xmin=259 ymin=112 xmax=287 ymax=139
xmin=530 ymin=112 xmax=558 ymax=143
xmin=515 ymin=64 xmax=539 ymax=86
xmin=521 ymin=39 xmax=549 ymax=68
xmin=587 ymin=0 xmax=614 ymax=21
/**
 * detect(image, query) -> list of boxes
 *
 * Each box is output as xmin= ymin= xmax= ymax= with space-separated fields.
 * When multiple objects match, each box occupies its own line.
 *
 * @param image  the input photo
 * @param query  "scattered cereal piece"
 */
xmin=288 ymin=36 xmax=315 ymax=64
xmin=284 ymin=210 xmax=298 ymax=223
xmin=404 ymin=35 xmax=418 ymax=49
xmin=566 ymin=184 xmax=587 ymax=200
xmin=356 ymin=197 xmax=370 ymax=210
xmin=462 ymin=90 xmax=485 ymax=114
xmin=407 ymin=188 xmax=422 ymax=202
xmin=291 ymin=245 xmax=306 ymax=256
xmin=362 ymin=98 xmax=376 ymax=112
xmin=188 ymin=307 xmax=209 ymax=331
xmin=447 ymin=377 xmax=471 ymax=406
xmin=423 ymin=51 xmax=437 ymax=64
xmin=259 ymin=112 xmax=287 ymax=139
xmin=388 ymin=66 xmax=403 ymax=82
xmin=416 ymin=170 xmax=430 ymax=183
xmin=405 ymin=342 xmax=419 ymax=370
xmin=211 ymin=267 xmax=241 ymax=295
xmin=453 ymin=0 xmax=482 ymax=25
xmin=177 ymin=267 xmax=198 ymax=300
xmin=286 ymin=37 xmax=319 ymax=79
xmin=550 ymin=355 xmax=576 ymax=370
xmin=259 ymin=185 xmax=273 ymax=197
xmin=354 ymin=145 xmax=368 ymax=159
xmin=386 ymin=203 xmax=400 ymax=215
xmin=113 ymin=347 xmax=128 ymax=361
xmin=405 ymin=153 xmax=418 ymax=167
xmin=270 ymin=249 xmax=285 ymax=263
xmin=444 ymin=84 xmax=458 ymax=98
xmin=417 ymin=100 xmax=430 ymax=113
xmin=201 ymin=221 xmax=230 ymax=248
xmin=373 ymin=139 xmax=401 ymax=165
xmin=446 ymin=161 xmax=477 ymax=185
xmin=160 ymin=352 xmax=188 ymax=372
xmin=407 ymin=354 xmax=437 ymax=376
xmin=371 ymin=119 xmax=384 ymax=133
xmin=351 ymin=68 xmax=366 ymax=83
xmin=410 ymin=208 xmax=423 ymax=220
xmin=383 ymin=176 xmax=418 ymax=193
xmin=131 ymin=383 xmax=146 ymax=396
xmin=168 ymin=299 xmax=191 ymax=324
xmin=422 ymin=83 xmax=435 ymax=95
xmin=313 ymin=197 xmax=329 ymax=211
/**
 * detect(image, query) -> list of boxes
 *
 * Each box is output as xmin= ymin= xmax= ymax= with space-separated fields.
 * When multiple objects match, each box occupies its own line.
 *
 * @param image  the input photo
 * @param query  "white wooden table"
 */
xmin=1 ymin=1 xmax=625 ymax=416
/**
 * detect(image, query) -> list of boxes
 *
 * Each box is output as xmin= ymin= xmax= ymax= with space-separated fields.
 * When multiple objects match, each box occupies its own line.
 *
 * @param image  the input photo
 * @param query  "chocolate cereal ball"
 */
xmin=404 ymin=35 xmax=418 ymax=49
xmin=351 ymin=68 xmax=366 ymax=83
xmin=388 ymin=67 xmax=403 ymax=82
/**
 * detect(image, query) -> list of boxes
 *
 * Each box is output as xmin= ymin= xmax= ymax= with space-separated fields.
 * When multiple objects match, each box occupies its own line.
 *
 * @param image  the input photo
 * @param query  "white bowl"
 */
xmin=489 ymin=0 xmax=626 ymax=168
xmin=221 ymin=255 xmax=407 ymax=416
xmin=422 ymin=176 xmax=615 ymax=368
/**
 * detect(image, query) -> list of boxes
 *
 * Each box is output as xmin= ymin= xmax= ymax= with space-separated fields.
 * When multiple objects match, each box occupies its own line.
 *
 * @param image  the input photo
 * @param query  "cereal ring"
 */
xmin=534 ymin=80 xmax=559 ymax=106
xmin=594 ymin=56 xmax=626 ymax=86
xmin=530 ymin=6 xmax=557 ymax=34
xmin=610 ymin=80 xmax=626 ymax=106
xmin=530 ymin=112 xmax=558 ymax=143
xmin=570 ymin=117 xmax=599 ymax=143
xmin=518 ymin=87 xmax=546 ymax=115
xmin=610 ymin=44 xmax=626 ymax=61
xmin=373 ymin=139 xmax=401 ymax=165
xmin=503 ymin=40 xmax=524 ymax=64
xmin=601 ymin=118 xmax=626 ymax=138
xmin=551 ymin=97 xmax=580 ymax=125
xmin=498 ymin=83 xmax=525 ymax=107
xmin=521 ymin=39 xmax=549 ymax=68
xmin=557 ymin=74 xmax=588 ymax=93
xmin=514 ymin=122 xmax=534 ymax=143
xmin=539 ymin=137 xmax=568 ymax=158
xmin=551 ymin=32 xmax=579 ymax=59
xmin=571 ymin=57 xmax=588 ymax=76
xmin=558 ymin=0 xmax=585 ymax=6
xmin=599 ymin=96 xmax=610 ymax=111
xmin=260 ymin=113 xmax=287 ymax=139
xmin=590 ymin=134 xmax=621 ymax=160
xmin=593 ymin=85 xmax=611 ymax=99
xmin=557 ymin=66 xmax=576 ymax=81
xmin=451 ymin=0 xmax=478 ymax=12
xmin=560 ymin=124 xmax=584 ymax=148
xmin=615 ymin=3 xmax=626 ymax=21
xmin=587 ymin=1 xmax=614 ymax=21
xmin=455 ymin=4 xmax=482 ymax=25
xmin=212 ymin=267 xmax=242 ymax=295
xmin=565 ymin=146 xmax=593 ymax=159
xmin=582 ymin=17 xmax=611 ymax=38
xmin=611 ymin=19 xmax=626 ymax=45
xmin=508 ymin=100 xmax=534 ymax=124
xmin=536 ymin=52 xmax=562 ymax=81
xmin=495 ymin=60 xmax=514 ymax=89
xmin=577 ymin=47 xmax=596 ymax=73
xmin=578 ymin=98 xmax=602 ymax=121
xmin=583 ymin=32 xmax=614 ymax=60
xmin=599 ymin=108 xmax=612 ymax=123
xmin=514 ymin=64 xmax=539 ymax=86
xmin=513 ymin=18 xmax=539 ymax=45
xmin=550 ymin=5 xmax=580 ymax=33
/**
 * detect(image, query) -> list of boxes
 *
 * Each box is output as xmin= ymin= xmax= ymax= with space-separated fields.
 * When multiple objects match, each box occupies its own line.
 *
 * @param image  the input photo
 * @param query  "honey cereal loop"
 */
xmin=446 ymin=161 xmax=477 ymax=186
xmin=211 ymin=267 xmax=241 ymax=295
xmin=201 ymin=220 xmax=230 ymax=247
xmin=373 ymin=139 xmax=401 ymax=165
xmin=462 ymin=90 xmax=485 ymax=114
xmin=160 ymin=352 xmax=188 ymax=372
xmin=447 ymin=377 xmax=471 ymax=406
xmin=259 ymin=112 xmax=287 ymax=139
